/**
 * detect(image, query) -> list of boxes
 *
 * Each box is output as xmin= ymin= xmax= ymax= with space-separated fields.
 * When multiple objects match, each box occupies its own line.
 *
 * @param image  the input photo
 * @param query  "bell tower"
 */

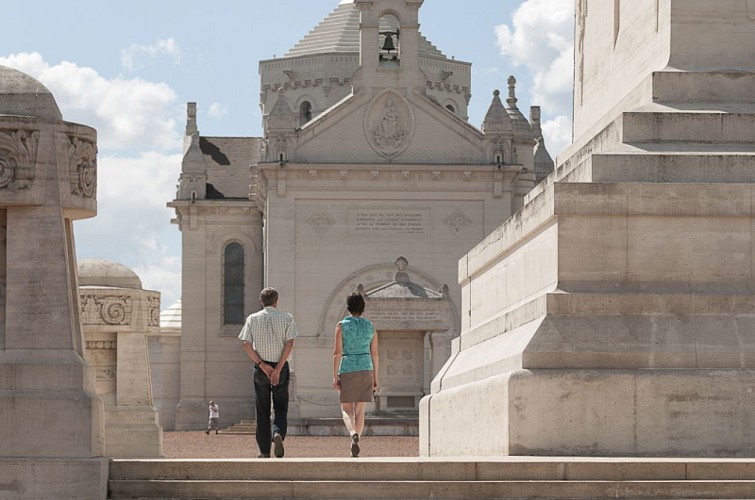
xmin=353 ymin=0 xmax=426 ymax=92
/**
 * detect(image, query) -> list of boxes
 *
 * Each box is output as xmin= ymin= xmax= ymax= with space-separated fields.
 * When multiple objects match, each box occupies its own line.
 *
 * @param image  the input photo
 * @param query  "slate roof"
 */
xmin=200 ymin=137 xmax=263 ymax=199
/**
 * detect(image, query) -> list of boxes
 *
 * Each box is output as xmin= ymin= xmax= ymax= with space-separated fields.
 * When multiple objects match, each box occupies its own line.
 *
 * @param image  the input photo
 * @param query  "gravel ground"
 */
xmin=163 ymin=431 xmax=419 ymax=459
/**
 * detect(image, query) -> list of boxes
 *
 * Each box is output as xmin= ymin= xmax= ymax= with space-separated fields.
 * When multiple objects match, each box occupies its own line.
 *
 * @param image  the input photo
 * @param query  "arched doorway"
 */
xmin=320 ymin=257 xmax=456 ymax=415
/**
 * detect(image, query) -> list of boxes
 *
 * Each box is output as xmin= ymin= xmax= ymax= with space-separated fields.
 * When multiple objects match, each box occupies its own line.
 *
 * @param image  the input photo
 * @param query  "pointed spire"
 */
xmin=530 ymin=105 xmax=543 ymax=137
xmin=267 ymin=88 xmax=297 ymax=132
xmin=505 ymin=75 xmax=532 ymax=132
xmin=481 ymin=89 xmax=514 ymax=134
xmin=182 ymin=102 xmax=207 ymax=175
xmin=178 ymin=102 xmax=208 ymax=201
xmin=186 ymin=102 xmax=198 ymax=136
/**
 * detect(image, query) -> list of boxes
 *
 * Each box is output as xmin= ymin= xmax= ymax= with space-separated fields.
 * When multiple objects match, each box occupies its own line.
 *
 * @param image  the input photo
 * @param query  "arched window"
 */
xmin=445 ymin=104 xmax=455 ymax=114
xmin=299 ymin=101 xmax=312 ymax=126
xmin=223 ymin=242 xmax=245 ymax=325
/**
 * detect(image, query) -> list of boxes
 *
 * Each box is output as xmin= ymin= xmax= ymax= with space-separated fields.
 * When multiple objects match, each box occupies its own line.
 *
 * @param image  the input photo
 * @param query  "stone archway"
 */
xmin=337 ymin=257 xmax=456 ymax=414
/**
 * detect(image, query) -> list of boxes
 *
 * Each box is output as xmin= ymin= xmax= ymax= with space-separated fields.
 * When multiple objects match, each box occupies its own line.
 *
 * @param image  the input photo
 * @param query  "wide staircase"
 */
xmin=108 ymin=457 xmax=755 ymax=499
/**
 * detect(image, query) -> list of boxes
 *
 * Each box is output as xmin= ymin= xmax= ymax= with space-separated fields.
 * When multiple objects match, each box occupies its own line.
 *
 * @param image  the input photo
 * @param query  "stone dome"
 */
xmin=77 ymin=259 xmax=143 ymax=289
xmin=0 ymin=65 xmax=62 ymax=121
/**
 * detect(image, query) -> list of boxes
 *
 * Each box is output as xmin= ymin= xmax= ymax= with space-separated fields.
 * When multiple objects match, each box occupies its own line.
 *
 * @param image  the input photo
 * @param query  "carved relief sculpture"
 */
xmin=307 ymin=209 xmax=336 ymax=235
xmin=444 ymin=209 xmax=472 ymax=234
xmin=0 ymin=129 xmax=39 ymax=191
xmin=68 ymin=136 xmax=97 ymax=198
xmin=148 ymin=296 xmax=161 ymax=327
xmin=373 ymin=99 xmax=405 ymax=149
xmin=80 ymin=294 xmax=133 ymax=326
xmin=365 ymin=92 xmax=414 ymax=158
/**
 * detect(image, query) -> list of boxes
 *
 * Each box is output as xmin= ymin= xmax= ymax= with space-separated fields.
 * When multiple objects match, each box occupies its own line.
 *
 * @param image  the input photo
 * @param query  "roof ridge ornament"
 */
xmin=507 ymin=75 xmax=518 ymax=108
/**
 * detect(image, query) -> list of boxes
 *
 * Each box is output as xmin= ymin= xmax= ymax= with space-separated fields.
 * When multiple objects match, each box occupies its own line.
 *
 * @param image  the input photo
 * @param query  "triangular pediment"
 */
xmin=292 ymin=89 xmax=487 ymax=164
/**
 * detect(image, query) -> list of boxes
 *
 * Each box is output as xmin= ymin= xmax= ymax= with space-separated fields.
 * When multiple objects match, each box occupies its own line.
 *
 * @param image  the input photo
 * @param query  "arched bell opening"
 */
xmin=378 ymin=14 xmax=401 ymax=66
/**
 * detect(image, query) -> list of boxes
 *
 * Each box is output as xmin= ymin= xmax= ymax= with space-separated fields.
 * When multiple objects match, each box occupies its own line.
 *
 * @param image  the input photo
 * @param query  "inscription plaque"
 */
xmin=350 ymin=209 xmax=429 ymax=234
xmin=368 ymin=310 xmax=441 ymax=323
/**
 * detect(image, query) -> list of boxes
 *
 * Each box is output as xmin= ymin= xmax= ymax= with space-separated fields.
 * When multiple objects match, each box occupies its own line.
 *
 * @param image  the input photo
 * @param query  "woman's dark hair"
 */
xmin=346 ymin=292 xmax=365 ymax=315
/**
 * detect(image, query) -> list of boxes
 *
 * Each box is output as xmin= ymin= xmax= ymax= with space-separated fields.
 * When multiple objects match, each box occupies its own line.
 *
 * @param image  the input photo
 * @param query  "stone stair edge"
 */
xmin=107 ymin=478 xmax=755 ymax=500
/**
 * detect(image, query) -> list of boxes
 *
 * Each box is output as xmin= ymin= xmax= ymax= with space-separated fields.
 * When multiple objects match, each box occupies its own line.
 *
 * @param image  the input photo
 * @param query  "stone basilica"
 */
xmin=159 ymin=0 xmax=553 ymax=429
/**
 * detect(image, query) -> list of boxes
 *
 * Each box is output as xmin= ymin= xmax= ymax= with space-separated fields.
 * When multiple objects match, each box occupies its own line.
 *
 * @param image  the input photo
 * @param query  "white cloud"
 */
xmin=496 ymin=0 xmax=574 ymax=157
xmin=208 ymin=102 xmax=228 ymax=119
xmin=121 ymin=38 xmax=182 ymax=71
xmin=0 ymin=52 xmax=184 ymax=307
xmin=0 ymin=52 xmax=180 ymax=152
xmin=542 ymin=115 xmax=572 ymax=160
xmin=75 ymin=151 xmax=183 ymax=308
xmin=98 ymin=152 xmax=181 ymax=212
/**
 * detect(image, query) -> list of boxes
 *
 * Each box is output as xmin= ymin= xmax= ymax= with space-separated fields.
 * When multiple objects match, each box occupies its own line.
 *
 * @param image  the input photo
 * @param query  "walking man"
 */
xmin=239 ymin=287 xmax=298 ymax=458
xmin=205 ymin=400 xmax=220 ymax=435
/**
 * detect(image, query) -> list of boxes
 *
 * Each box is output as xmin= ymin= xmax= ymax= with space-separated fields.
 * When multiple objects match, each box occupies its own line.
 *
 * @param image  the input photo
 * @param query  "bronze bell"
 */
xmin=381 ymin=33 xmax=396 ymax=52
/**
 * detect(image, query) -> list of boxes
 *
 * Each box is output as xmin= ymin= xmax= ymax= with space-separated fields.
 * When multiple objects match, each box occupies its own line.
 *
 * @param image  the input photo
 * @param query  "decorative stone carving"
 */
xmin=67 ymin=136 xmax=97 ymax=198
xmin=85 ymin=340 xmax=117 ymax=350
xmin=307 ymin=209 xmax=335 ymax=235
xmin=0 ymin=129 xmax=39 ymax=191
xmin=273 ymin=138 xmax=289 ymax=162
xmin=365 ymin=91 xmax=414 ymax=158
xmin=178 ymin=174 xmax=205 ymax=201
xmin=444 ymin=209 xmax=472 ymax=234
xmin=148 ymin=296 xmax=160 ymax=327
xmin=80 ymin=294 xmax=133 ymax=326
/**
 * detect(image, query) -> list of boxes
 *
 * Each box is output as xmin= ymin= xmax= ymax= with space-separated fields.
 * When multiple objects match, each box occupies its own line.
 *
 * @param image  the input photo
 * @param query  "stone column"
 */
xmin=0 ymin=66 xmax=107 ymax=498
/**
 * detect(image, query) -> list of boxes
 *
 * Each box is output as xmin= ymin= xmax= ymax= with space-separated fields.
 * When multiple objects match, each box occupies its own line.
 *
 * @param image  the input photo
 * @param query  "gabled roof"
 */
xmin=364 ymin=257 xmax=446 ymax=300
xmin=285 ymin=2 xmax=447 ymax=59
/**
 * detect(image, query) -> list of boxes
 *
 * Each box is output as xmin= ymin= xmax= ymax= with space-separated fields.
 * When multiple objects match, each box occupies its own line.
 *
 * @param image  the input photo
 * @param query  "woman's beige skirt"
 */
xmin=339 ymin=370 xmax=374 ymax=403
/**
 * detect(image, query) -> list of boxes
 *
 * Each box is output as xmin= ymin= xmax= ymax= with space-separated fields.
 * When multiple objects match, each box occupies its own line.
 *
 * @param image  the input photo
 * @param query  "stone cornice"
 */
xmin=257 ymin=162 xmax=523 ymax=172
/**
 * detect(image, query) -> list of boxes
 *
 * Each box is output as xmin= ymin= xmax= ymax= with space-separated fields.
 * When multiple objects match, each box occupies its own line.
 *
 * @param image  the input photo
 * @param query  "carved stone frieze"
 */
xmin=80 ymin=294 xmax=133 ymax=326
xmin=67 ymin=136 xmax=97 ymax=198
xmin=0 ymin=129 xmax=39 ymax=191
xmin=85 ymin=340 xmax=118 ymax=350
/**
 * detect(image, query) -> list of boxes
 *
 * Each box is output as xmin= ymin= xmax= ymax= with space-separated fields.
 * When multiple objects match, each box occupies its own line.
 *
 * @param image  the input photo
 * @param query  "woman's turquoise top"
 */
xmin=338 ymin=316 xmax=375 ymax=374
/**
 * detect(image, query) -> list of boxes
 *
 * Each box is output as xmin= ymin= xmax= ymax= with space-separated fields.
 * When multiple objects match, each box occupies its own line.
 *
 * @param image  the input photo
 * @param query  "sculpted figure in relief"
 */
xmin=373 ymin=99 xmax=405 ymax=149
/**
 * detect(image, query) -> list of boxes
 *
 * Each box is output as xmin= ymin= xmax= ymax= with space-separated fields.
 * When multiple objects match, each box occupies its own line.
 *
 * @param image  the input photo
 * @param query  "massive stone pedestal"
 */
xmin=420 ymin=0 xmax=755 ymax=457
xmin=0 ymin=66 xmax=108 ymax=497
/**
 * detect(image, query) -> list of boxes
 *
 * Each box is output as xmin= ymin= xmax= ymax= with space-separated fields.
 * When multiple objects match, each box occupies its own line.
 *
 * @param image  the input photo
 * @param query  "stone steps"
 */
xmin=218 ymin=420 xmax=256 ymax=435
xmin=590 ymin=149 xmax=755 ymax=183
xmin=108 ymin=458 xmax=755 ymax=499
xmin=622 ymin=107 xmax=755 ymax=144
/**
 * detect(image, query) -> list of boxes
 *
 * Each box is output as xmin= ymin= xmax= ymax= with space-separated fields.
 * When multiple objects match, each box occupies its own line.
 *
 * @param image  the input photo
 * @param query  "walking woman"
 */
xmin=333 ymin=292 xmax=379 ymax=457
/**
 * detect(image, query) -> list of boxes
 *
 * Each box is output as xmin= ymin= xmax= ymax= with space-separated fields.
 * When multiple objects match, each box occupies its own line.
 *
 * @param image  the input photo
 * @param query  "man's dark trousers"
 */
xmin=253 ymin=361 xmax=290 ymax=455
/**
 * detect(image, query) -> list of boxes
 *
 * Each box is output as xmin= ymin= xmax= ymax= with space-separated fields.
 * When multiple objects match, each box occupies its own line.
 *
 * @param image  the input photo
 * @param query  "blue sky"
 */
xmin=1 ymin=0 xmax=574 ymax=309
